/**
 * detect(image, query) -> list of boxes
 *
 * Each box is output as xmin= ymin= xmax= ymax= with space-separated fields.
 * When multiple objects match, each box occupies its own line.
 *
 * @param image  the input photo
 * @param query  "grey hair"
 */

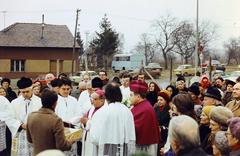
xmin=86 ymin=81 xmax=92 ymax=89
xmin=168 ymin=115 xmax=200 ymax=150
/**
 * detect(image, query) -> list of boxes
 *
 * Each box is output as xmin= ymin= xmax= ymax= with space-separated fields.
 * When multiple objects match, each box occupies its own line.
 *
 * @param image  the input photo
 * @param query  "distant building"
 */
xmin=0 ymin=23 xmax=79 ymax=78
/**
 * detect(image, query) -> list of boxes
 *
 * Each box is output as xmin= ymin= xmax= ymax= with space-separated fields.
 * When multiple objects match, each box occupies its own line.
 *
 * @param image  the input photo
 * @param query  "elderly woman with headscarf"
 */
xmin=226 ymin=117 xmax=240 ymax=156
xmin=200 ymin=106 xmax=216 ymax=150
xmin=154 ymin=90 xmax=171 ymax=146
xmin=166 ymin=85 xmax=178 ymax=100
xmin=146 ymin=82 xmax=160 ymax=107
xmin=202 ymin=106 xmax=234 ymax=155
xmin=212 ymin=131 xmax=230 ymax=156
xmin=199 ymin=75 xmax=211 ymax=93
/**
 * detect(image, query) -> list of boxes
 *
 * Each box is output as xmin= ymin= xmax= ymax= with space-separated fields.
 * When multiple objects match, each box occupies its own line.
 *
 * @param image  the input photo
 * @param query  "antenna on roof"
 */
xmin=2 ymin=11 xmax=7 ymax=29
xmin=41 ymin=14 xmax=45 ymax=39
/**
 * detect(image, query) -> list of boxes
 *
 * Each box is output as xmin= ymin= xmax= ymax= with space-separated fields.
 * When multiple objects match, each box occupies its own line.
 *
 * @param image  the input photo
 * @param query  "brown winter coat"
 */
xmin=26 ymin=108 xmax=72 ymax=155
xmin=226 ymin=100 xmax=240 ymax=117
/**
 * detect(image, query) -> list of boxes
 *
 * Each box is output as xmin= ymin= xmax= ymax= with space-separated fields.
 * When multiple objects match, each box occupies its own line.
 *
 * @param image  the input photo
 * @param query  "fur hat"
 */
xmin=188 ymin=84 xmax=200 ymax=96
xmin=1 ymin=78 xmax=11 ymax=85
xmin=227 ymin=117 xmax=240 ymax=140
xmin=214 ymin=131 xmax=230 ymax=155
xmin=17 ymin=77 xmax=32 ymax=89
xmin=176 ymin=76 xmax=185 ymax=82
xmin=130 ymin=80 xmax=148 ymax=94
xmin=157 ymin=90 xmax=170 ymax=103
xmin=202 ymin=106 xmax=216 ymax=118
xmin=204 ymin=86 xmax=222 ymax=101
xmin=225 ymin=79 xmax=236 ymax=86
xmin=210 ymin=106 xmax=233 ymax=129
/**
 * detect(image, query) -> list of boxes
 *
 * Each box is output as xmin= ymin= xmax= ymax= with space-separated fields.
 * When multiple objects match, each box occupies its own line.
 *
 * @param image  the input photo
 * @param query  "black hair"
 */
xmin=137 ymin=92 xmax=147 ymax=99
xmin=122 ymin=73 xmax=132 ymax=81
xmin=105 ymin=83 xmax=122 ymax=103
xmin=58 ymin=73 xmax=68 ymax=79
xmin=58 ymin=77 xmax=72 ymax=87
xmin=51 ymin=78 xmax=61 ymax=87
xmin=41 ymin=89 xmax=58 ymax=108
xmin=99 ymin=70 xmax=107 ymax=76
xmin=112 ymin=76 xmax=121 ymax=85
xmin=92 ymin=77 xmax=103 ymax=89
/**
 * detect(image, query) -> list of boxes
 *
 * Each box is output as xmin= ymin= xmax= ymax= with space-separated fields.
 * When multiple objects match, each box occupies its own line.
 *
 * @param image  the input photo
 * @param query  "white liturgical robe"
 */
xmin=55 ymin=95 xmax=81 ymax=125
xmin=11 ymin=94 xmax=42 ymax=156
xmin=0 ymin=96 xmax=18 ymax=137
xmin=89 ymin=102 xmax=136 ymax=156
xmin=11 ymin=94 xmax=42 ymax=136
xmin=77 ymin=90 xmax=92 ymax=117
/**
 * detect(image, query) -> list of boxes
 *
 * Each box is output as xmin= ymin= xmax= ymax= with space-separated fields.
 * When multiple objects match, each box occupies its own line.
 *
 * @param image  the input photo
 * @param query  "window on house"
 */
xmin=11 ymin=60 xmax=25 ymax=72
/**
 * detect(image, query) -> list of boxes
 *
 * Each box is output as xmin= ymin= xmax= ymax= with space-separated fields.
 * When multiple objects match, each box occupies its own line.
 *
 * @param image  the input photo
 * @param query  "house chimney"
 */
xmin=41 ymin=14 xmax=45 ymax=39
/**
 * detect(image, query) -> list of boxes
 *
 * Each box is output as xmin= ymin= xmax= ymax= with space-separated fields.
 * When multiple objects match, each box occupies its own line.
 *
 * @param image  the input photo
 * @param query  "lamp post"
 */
xmin=195 ymin=0 xmax=199 ymax=76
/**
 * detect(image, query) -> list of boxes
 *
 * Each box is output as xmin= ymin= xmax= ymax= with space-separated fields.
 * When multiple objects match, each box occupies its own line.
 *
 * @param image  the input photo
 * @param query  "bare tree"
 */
xmin=172 ymin=21 xmax=195 ymax=64
xmin=134 ymin=33 xmax=156 ymax=65
xmin=224 ymin=37 xmax=240 ymax=65
xmin=152 ymin=15 xmax=179 ymax=69
xmin=172 ymin=20 xmax=217 ymax=65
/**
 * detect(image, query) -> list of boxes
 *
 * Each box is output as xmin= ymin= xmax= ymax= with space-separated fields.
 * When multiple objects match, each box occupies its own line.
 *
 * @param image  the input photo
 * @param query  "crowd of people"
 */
xmin=1 ymin=70 xmax=240 ymax=156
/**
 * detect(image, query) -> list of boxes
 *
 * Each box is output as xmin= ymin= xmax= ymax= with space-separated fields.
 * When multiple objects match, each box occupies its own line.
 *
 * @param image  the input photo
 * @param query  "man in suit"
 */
xmin=26 ymin=89 xmax=75 ymax=155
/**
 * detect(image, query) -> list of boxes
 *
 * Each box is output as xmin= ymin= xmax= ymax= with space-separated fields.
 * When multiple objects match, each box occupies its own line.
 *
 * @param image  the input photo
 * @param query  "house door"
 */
xmin=50 ymin=60 xmax=63 ymax=74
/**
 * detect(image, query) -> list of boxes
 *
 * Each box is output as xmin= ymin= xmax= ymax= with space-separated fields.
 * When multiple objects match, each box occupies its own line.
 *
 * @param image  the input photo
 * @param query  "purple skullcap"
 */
xmin=227 ymin=117 xmax=240 ymax=140
xmin=95 ymin=89 xmax=105 ymax=98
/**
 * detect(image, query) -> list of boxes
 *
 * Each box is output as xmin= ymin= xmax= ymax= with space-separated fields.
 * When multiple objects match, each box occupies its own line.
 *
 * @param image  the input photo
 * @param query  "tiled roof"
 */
xmin=0 ymin=23 xmax=77 ymax=48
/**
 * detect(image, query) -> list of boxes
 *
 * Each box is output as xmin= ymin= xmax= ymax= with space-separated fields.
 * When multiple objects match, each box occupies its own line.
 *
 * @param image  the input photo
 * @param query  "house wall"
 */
xmin=26 ymin=60 xmax=49 ymax=72
xmin=0 ymin=59 xmax=10 ymax=72
xmin=63 ymin=60 xmax=73 ymax=73
xmin=0 ymin=47 xmax=79 ymax=78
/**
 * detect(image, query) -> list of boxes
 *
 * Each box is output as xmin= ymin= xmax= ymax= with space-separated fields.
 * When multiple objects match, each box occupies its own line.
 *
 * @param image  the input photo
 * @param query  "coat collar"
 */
xmin=38 ymin=108 xmax=55 ymax=114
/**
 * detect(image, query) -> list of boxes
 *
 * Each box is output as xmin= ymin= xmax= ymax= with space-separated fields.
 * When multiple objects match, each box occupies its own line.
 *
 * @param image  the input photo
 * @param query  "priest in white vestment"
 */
xmin=11 ymin=77 xmax=42 ymax=156
xmin=55 ymin=78 xmax=81 ymax=127
xmin=80 ymin=89 xmax=108 ymax=156
xmin=78 ymin=81 xmax=93 ymax=117
xmin=89 ymin=83 xmax=136 ymax=156
xmin=78 ymin=77 xmax=104 ymax=117
xmin=0 ymin=95 xmax=18 ymax=156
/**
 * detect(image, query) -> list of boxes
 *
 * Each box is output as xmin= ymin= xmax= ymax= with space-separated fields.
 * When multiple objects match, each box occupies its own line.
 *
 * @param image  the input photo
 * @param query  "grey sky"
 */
xmin=1 ymin=0 xmax=240 ymax=52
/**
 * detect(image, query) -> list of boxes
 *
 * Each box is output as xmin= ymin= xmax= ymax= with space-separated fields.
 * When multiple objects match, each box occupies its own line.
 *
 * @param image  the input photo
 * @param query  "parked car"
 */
xmin=212 ymin=70 xmax=227 ymax=79
xmin=223 ymin=71 xmax=240 ymax=82
xmin=203 ymin=60 xmax=225 ymax=71
xmin=32 ymin=74 xmax=47 ymax=86
xmin=69 ymin=71 xmax=98 ymax=85
xmin=144 ymin=63 xmax=163 ymax=77
xmin=173 ymin=64 xmax=196 ymax=76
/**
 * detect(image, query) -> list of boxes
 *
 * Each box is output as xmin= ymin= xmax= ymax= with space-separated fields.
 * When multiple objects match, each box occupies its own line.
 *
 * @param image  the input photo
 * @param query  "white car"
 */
xmin=224 ymin=71 xmax=240 ymax=82
xmin=145 ymin=63 xmax=163 ymax=70
xmin=69 ymin=71 xmax=98 ymax=85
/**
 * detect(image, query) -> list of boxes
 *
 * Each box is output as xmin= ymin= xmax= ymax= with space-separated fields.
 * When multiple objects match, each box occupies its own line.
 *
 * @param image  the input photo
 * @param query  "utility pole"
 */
xmin=85 ymin=31 xmax=89 ymax=73
xmin=195 ymin=0 xmax=199 ymax=76
xmin=72 ymin=9 xmax=81 ymax=75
